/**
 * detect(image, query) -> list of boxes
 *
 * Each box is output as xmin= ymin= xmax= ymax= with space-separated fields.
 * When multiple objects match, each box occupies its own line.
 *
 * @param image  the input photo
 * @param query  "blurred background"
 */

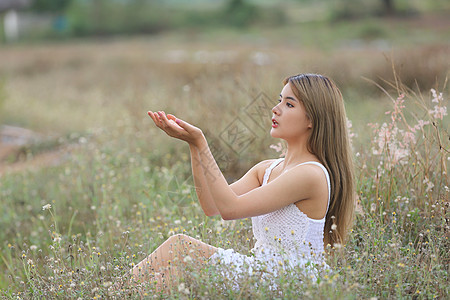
xmin=0 ymin=0 xmax=449 ymax=176
xmin=0 ymin=1 xmax=449 ymax=296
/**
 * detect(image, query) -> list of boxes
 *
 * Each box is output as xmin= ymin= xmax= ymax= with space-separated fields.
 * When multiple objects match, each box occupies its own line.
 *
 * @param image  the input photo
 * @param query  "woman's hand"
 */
xmin=148 ymin=110 xmax=205 ymax=147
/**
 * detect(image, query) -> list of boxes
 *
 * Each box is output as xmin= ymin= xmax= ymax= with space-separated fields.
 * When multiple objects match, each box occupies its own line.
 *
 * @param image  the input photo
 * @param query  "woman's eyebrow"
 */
xmin=279 ymin=94 xmax=299 ymax=102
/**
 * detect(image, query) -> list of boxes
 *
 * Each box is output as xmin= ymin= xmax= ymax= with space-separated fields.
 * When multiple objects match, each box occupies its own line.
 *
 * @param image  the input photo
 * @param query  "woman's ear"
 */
xmin=307 ymin=116 xmax=313 ymax=129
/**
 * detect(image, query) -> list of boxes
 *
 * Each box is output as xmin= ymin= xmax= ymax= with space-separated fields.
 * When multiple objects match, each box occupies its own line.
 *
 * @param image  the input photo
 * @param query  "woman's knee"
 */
xmin=166 ymin=233 xmax=190 ymax=245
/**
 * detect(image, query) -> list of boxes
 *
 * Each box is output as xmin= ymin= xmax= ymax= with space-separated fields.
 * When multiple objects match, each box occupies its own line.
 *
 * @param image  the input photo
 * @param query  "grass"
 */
xmin=0 ymin=16 xmax=449 ymax=298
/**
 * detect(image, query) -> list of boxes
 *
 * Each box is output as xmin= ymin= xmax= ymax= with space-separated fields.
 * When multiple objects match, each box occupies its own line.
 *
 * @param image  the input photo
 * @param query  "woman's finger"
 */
xmin=148 ymin=111 xmax=162 ymax=128
xmin=157 ymin=111 xmax=170 ymax=127
xmin=147 ymin=111 xmax=158 ymax=124
xmin=147 ymin=111 xmax=157 ymax=123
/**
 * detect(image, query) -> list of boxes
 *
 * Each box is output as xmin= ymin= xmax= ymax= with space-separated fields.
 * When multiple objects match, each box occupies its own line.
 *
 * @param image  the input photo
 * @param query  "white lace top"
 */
xmin=209 ymin=157 xmax=331 ymax=283
xmin=251 ymin=158 xmax=330 ymax=265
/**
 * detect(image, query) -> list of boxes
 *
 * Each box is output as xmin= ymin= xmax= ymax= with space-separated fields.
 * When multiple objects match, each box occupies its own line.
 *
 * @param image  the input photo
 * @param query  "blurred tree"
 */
xmin=222 ymin=0 xmax=259 ymax=27
xmin=30 ymin=0 xmax=73 ymax=12
xmin=381 ymin=0 xmax=395 ymax=15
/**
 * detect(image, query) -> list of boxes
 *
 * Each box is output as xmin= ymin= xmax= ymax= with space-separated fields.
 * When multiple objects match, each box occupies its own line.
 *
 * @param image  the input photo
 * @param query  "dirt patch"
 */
xmin=0 ymin=125 xmax=68 ymax=176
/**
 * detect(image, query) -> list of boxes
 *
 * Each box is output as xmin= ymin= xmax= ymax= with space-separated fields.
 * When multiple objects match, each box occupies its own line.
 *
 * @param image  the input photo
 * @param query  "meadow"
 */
xmin=0 ymin=15 xmax=449 ymax=299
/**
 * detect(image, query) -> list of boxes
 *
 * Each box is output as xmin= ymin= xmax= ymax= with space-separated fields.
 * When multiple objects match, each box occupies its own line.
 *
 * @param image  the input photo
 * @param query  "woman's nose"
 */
xmin=272 ymin=104 xmax=280 ymax=115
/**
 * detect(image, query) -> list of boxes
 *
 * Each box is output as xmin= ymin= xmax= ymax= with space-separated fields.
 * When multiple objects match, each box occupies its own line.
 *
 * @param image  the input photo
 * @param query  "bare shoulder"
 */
xmin=288 ymin=163 xmax=328 ymax=188
xmin=252 ymin=159 xmax=277 ymax=185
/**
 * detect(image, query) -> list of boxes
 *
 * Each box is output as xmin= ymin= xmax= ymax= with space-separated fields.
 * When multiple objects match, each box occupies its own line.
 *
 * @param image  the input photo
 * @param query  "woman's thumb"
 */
xmin=175 ymin=118 xmax=191 ymax=131
xmin=176 ymin=118 xmax=184 ymax=127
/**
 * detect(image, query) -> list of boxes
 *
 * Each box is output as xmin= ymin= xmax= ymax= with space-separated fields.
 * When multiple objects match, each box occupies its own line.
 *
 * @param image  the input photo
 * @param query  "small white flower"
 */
xmin=42 ymin=204 xmax=52 ymax=211
xmin=178 ymin=282 xmax=189 ymax=294
xmin=331 ymin=224 xmax=337 ymax=231
xmin=183 ymin=255 xmax=192 ymax=263
xmin=30 ymin=245 xmax=37 ymax=251
xmin=333 ymin=243 xmax=342 ymax=249
xmin=370 ymin=203 xmax=376 ymax=213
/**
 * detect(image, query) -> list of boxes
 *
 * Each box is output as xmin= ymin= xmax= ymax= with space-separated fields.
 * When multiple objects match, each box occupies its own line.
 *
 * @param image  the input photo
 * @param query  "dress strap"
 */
xmin=296 ymin=161 xmax=331 ymax=217
xmin=262 ymin=158 xmax=284 ymax=185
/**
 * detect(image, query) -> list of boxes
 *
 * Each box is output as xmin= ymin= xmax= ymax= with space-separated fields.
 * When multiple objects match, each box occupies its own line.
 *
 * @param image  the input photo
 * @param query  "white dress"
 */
xmin=208 ymin=158 xmax=331 ymax=287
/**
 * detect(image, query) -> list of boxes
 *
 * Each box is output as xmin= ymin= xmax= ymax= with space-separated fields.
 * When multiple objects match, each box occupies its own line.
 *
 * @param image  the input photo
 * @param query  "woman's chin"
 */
xmin=270 ymin=130 xmax=280 ymax=138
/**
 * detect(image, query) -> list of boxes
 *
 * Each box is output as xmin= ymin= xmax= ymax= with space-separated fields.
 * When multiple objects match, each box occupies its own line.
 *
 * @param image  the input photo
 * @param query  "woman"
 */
xmin=131 ymin=73 xmax=355 ymax=292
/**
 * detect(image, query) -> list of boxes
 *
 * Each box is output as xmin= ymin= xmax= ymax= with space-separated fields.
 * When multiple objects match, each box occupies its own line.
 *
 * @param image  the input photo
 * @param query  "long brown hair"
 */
xmin=284 ymin=73 xmax=355 ymax=247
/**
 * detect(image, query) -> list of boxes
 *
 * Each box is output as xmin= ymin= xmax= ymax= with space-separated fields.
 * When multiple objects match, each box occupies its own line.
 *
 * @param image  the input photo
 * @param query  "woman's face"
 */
xmin=270 ymin=83 xmax=312 ymax=141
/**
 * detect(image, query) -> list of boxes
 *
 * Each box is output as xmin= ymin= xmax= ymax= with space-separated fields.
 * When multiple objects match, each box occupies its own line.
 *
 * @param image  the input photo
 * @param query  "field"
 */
xmin=0 ymin=13 xmax=449 ymax=299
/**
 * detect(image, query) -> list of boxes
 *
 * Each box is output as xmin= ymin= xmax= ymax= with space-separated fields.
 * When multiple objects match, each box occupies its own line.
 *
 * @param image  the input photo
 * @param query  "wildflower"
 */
xmin=331 ymin=224 xmax=337 ymax=230
xmin=178 ymin=283 xmax=189 ymax=295
xmin=333 ymin=243 xmax=342 ymax=249
xmin=42 ymin=204 xmax=52 ymax=211
xmin=30 ymin=245 xmax=37 ymax=251
xmin=423 ymin=178 xmax=434 ymax=192
xmin=430 ymin=104 xmax=447 ymax=119
xmin=269 ymin=142 xmax=286 ymax=157
xmin=431 ymin=89 xmax=443 ymax=103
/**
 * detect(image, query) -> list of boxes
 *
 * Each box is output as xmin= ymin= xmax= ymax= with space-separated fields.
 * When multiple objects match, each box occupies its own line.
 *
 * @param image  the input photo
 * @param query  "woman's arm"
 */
xmin=189 ymin=144 xmax=267 ymax=217
xmin=189 ymin=144 xmax=220 ymax=216
xmin=149 ymin=111 xmax=324 ymax=220
xmin=194 ymin=136 xmax=325 ymax=220
xmin=148 ymin=111 xmax=263 ymax=217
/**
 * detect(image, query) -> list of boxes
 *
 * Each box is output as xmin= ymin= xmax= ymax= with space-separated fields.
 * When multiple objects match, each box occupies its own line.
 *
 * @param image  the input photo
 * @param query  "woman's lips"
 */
xmin=272 ymin=118 xmax=279 ymax=128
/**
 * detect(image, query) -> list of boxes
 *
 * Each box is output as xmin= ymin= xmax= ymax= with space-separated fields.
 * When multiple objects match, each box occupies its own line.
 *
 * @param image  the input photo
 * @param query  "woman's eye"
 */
xmin=287 ymin=103 xmax=294 ymax=108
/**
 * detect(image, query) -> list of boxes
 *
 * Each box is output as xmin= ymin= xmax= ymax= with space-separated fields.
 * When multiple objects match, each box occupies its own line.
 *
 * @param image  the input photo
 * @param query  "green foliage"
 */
xmin=30 ymin=0 xmax=73 ymax=13
xmin=357 ymin=20 xmax=387 ymax=39
xmin=66 ymin=0 xmax=174 ymax=36
xmin=63 ymin=0 xmax=286 ymax=37
xmin=221 ymin=0 xmax=260 ymax=28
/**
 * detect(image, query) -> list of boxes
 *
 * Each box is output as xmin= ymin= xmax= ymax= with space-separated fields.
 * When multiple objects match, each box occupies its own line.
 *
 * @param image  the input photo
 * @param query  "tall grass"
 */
xmin=1 ymin=78 xmax=447 ymax=298
xmin=0 ymin=34 xmax=448 ymax=298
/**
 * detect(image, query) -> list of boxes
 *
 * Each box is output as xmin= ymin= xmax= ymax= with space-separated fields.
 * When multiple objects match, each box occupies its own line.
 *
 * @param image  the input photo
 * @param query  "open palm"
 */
xmin=148 ymin=110 xmax=204 ymax=146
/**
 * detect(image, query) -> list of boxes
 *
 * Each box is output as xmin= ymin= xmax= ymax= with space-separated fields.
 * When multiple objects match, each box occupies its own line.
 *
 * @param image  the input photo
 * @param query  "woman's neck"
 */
xmin=282 ymin=140 xmax=318 ymax=171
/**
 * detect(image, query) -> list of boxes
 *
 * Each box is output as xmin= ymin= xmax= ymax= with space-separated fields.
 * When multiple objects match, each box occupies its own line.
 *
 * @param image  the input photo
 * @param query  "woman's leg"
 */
xmin=130 ymin=234 xmax=217 ymax=291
